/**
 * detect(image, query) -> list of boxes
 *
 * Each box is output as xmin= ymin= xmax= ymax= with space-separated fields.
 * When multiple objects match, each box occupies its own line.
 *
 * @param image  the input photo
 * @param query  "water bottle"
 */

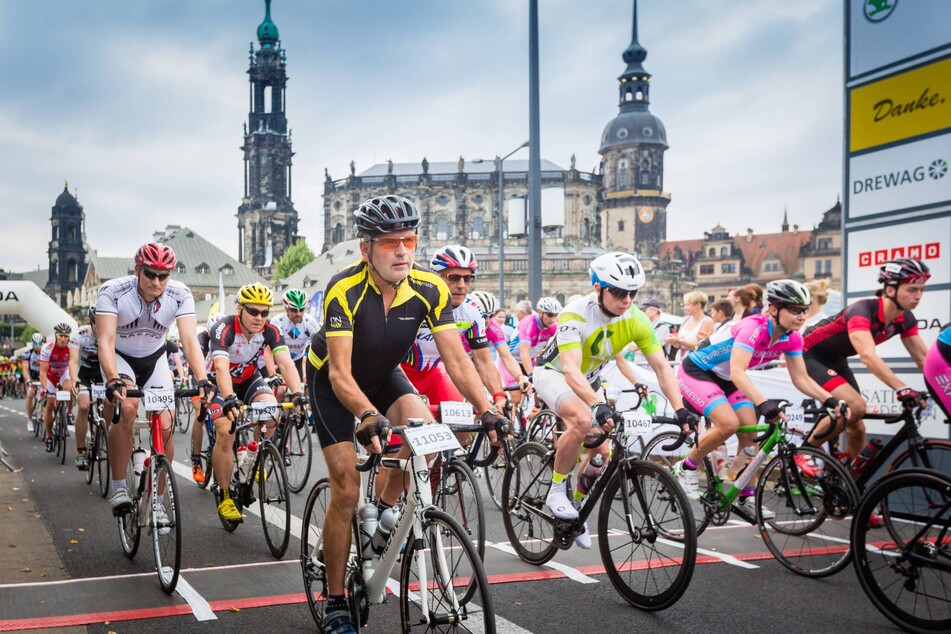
xmin=236 ymin=445 xmax=249 ymax=483
xmin=577 ymin=454 xmax=605 ymax=496
xmin=371 ymin=506 xmax=400 ymax=554
xmin=132 ymin=448 xmax=147 ymax=477
xmin=725 ymin=446 xmax=757 ymax=481
xmin=710 ymin=444 xmax=728 ymax=479
xmin=357 ymin=503 xmax=379 ymax=559
xmin=242 ymin=441 xmax=259 ymax=482
xmin=851 ymin=438 xmax=884 ymax=475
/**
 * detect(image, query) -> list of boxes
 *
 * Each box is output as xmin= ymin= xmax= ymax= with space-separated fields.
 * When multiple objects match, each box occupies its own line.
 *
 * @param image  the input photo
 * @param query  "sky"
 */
xmin=0 ymin=0 xmax=843 ymax=273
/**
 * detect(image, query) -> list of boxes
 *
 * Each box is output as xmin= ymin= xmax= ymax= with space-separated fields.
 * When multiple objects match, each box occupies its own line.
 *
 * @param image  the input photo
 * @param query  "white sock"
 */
xmin=111 ymin=480 xmax=125 ymax=492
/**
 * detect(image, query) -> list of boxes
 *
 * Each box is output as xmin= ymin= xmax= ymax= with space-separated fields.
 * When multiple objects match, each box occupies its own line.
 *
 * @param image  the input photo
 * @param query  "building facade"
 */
xmin=236 ymin=0 xmax=298 ymax=276
xmin=46 ymin=182 xmax=89 ymax=308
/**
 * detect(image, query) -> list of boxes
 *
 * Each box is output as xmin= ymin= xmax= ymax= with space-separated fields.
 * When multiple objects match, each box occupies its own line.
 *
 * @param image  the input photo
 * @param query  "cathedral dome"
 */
xmin=599 ymin=109 xmax=667 ymax=153
xmin=55 ymin=187 xmax=77 ymax=207
xmin=257 ymin=0 xmax=279 ymax=46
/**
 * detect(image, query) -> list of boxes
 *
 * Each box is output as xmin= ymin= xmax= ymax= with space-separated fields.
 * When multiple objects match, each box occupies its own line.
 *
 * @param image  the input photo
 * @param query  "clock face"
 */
xmin=638 ymin=207 xmax=654 ymax=223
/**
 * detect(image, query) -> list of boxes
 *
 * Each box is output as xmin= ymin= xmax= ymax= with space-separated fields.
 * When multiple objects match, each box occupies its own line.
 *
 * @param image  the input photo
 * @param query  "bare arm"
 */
xmin=497 ymin=344 xmax=527 ymax=388
xmin=787 ymin=355 xmax=833 ymax=402
xmin=274 ymin=349 xmax=302 ymax=394
xmin=850 ymin=329 xmax=907 ymax=390
xmin=213 ymin=356 xmax=235 ymax=398
xmin=903 ymin=334 xmax=928 ymax=370
xmin=518 ymin=341 xmax=533 ymax=373
xmin=96 ymin=314 xmax=119 ymax=381
xmin=729 ymin=347 xmax=769 ymax=407
xmin=433 ymin=328 xmax=494 ymax=413
xmin=69 ymin=347 xmax=80 ymax=387
xmin=471 ymin=346 xmax=506 ymax=409
xmin=176 ymin=315 xmax=208 ymax=383
xmin=39 ymin=360 xmax=49 ymax=390
xmin=561 ymin=347 xmax=601 ymax=407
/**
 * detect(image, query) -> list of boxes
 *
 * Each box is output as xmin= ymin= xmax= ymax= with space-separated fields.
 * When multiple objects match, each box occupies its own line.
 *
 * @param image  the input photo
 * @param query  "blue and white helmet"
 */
xmin=30 ymin=333 xmax=45 ymax=346
xmin=589 ymin=252 xmax=645 ymax=291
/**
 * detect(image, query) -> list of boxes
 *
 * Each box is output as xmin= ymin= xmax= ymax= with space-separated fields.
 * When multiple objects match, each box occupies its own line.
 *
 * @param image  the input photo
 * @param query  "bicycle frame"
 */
xmin=857 ymin=405 xmax=943 ymax=489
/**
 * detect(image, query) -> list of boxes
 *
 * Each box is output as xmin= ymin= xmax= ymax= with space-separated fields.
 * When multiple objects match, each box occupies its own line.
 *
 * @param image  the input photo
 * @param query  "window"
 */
xmin=818 ymin=238 xmax=833 ymax=250
xmin=469 ymin=216 xmax=485 ymax=239
xmin=708 ymin=248 xmax=716 ymax=257
xmin=472 ymin=194 xmax=483 ymax=204
xmin=640 ymin=171 xmax=649 ymax=185
xmin=195 ymin=263 xmax=211 ymax=275
xmin=699 ymin=264 xmax=714 ymax=275
xmin=436 ymin=194 xmax=449 ymax=206
xmin=721 ymin=263 xmax=736 ymax=274
xmin=581 ymin=218 xmax=591 ymax=241
xmin=434 ymin=216 xmax=450 ymax=241
xmin=814 ymin=259 xmax=833 ymax=275
xmin=617 ymin=160 xmax=628 ymax=190
xmin=763 ymin=261 xmax=781 ymax=273
xmin=618 ymin=220 xmax=625 ymax=232
xmin=720 ymin=246 xmax=728 ymax=256
xmin=220 ymin=265 xmax=234 ymax=276
xmin=175 ymin=262 xmax=186 ymax=274
xmin=332 ymin=223 xmax=344 ymax=243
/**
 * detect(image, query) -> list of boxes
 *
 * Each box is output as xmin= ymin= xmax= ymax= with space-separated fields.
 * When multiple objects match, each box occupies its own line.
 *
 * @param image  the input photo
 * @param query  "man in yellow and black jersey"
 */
xmin=307 ymin=195 xmax=508 ymax=634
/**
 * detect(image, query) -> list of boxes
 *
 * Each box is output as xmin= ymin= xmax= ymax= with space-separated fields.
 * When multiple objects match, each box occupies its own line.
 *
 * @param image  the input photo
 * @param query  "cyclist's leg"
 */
xmin=209 ymin=394 xmax=236 ymax=487
xmin=76 ymin=389 xmax=90 ymax=461
xmin=25 ymin=381 xmax=34 ymax=419
xmin=802 ymin=352 xmax=856 ymax=451
xmin=679 ymin=361 xmax=740 ymax=464
xmin=108 ymin=357 xmax=142 ymax=485
xmin=377 ymin=380 xmax=436 ymax=506
xmin=43 ymin=379 xmax=57 ymax=439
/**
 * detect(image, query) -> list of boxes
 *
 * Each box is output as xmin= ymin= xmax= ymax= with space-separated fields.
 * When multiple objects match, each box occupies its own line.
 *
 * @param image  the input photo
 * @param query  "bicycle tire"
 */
xmin=97 ymin=423 xmax=110 ymax=498
xmin=398 ymin=507 xmax=496 ymax=634
xmin=151 ymin=455 xmax=182 ymax=594
xmin=482 ymin=451 xmax=506 ymax=512
xmin=281 ymin=412 xmax=313 ymax=494
xmin=851 ymin=468 xmax=951 ymax=634
xmin=598 ymin=459 xmax=697 ymax=611
xmin=84 ymin=419 xmax=97 ymax=485
xmin=888 ymin=440 xmax=951 ymax=476
xmin=258 ymin=443 xmax=291 ymax=558
xmin=33 ymin=409 xmax=41 ymax=437
xmin=301 ymin=478 xmax=332 ymax=628
xmin=432 ymin=458 xmax=485 ymax=606
xmin=119 ymin=460 xmax=141 ymax=558
xmin=640 ymin=430 xmax=711 ymax=538
xmin=757 ymin=445 xmax=858 ymax=577
xmin=501 ymin=441 xmax=558 ymax=565
xmin=175 ymin=398 xmax=192 ymax=434
xmin=56 ymin=409 xmax=67 ymax=465
xmin=526 ymin=409 xmax=560 ymax=447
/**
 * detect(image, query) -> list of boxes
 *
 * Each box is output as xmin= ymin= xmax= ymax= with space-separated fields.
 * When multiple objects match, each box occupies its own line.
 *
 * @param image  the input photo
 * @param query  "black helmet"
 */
xmin=353 ymin=195 xmax=420 ymax=237
xmin=878 ymin=258 xmax=930 ymax=286
xmin=765 ymin=279 xmax=811 ymax=306
xmin=53 ymin=322 xmax=72 ymax=335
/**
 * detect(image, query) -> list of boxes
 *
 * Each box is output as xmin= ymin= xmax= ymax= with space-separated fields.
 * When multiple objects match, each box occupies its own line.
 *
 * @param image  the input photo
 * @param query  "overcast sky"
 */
xmin=0 ymin=0 xmax=842 ymax=273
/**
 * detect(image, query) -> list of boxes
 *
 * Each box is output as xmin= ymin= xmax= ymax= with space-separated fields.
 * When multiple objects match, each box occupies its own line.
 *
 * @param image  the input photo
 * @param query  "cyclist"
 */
xmin=308 ymin=195 xmax=507 ymax=633
xmin=166 ymin=333 xmax=189 ymax=386
xmin=924 ymin=323 xmax=951 ymax=422
xmin=516 ymin=296 xmax=562 ymax=377
xmin=533 ymin=252 xmax=697 ymax=548
xmin=206 ymin=282 xmax=305 ymax=523
xmin=800 ymin=258 xmax=929 ymax=460
xmin=469 ymin=290 xmax=527 ymax=391
xmin=271 ymin=289 xmax=319 ymax=385
xmin=70 ymin=307 xmax=101 ymax=470
xmin=188 ymin=313 xmax=221 ymax=483
xmin=97 ymin=242 xmax=213 ymax=515
xmin=22 ymin=333 xmax=45 ymax=432
xmin=39 ymin=323 xmax=79 ymax=452
xmin=674 ymin=280 xmax=847 ymax=512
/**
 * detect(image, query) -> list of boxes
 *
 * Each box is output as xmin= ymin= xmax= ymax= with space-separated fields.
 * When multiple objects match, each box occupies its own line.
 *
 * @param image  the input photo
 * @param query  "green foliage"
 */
xmin=272 ymin=238 xmax=316 ymax=282
xmin=19 ymin=325 xmax=37 ymax=346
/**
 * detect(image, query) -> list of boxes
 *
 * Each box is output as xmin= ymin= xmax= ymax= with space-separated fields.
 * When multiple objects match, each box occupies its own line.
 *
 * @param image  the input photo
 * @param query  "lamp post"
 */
xmin=495 ymin=142 xmax=529 ymax=308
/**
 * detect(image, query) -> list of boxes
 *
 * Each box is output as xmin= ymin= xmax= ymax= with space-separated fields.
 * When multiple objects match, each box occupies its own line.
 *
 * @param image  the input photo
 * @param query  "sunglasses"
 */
xmin=606 ymin=286 xmax=638 ymax=300
xmin=244 ymin=306 xmax=270 ymax=318
xmin=285 ymin=307 xmax=303 ymax=313
xmin=141 ymin=269 xmax=171 ymax=281
xmin=783 ymin=306 xmax=810 ymax=316
xmin=542 ymin=312 xmax=558 ymax=319
xmin=445 ymin=273 xmax=476 ymax=284
xmin=370 ymin=235 xmax=418 ymax=251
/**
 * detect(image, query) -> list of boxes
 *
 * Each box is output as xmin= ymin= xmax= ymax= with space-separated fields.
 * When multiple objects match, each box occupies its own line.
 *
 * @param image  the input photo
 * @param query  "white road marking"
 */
xmin=174 ymin=575 xmax=218 ymax=621
xmin=489 ymin=541 xmax=598 ymax=584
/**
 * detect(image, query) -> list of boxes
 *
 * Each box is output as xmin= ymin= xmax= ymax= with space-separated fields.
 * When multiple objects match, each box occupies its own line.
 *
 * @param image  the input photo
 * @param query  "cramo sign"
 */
xmin=853 ymin=158 xmax=946 ymax=194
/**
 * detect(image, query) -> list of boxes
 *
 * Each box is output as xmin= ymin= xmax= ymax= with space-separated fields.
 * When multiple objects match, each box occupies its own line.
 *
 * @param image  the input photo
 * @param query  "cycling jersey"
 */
xmin=208 ymin=315 xmax=287 ymax=384
xmin=70 ymin=325 xmax=99 ymax=371
xmin=517 ymin=314 xmax=557 ymax=359
xmin=39 ymin=341 xmax=73 ymax=384
xmin=687 ymin=313 xmax=803 ymax=381
xmin=924 ymin=324 xmax=951 ymax=420
xmin=485 ymin=319 xmax=508 ymax=362
xmin=403 ymin=297 xmax=487 ymax=372
xmin=803 ymin=297 xmax=918 ymax=360
xmin=95 ymin=276 xmax=196 ymax=357
xmin=22 ymin=349 xmax=42 ymax=376
xmin=536 ymin=295 xmax=660 ymax=381
xmin=271 ymin=312 xmax=320 ymax=361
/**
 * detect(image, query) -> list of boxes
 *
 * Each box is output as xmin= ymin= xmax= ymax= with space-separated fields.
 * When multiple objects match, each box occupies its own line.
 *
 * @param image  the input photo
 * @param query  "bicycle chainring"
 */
xmin=553 ymin=519 xmax=576 ymax=550
xmin=346 ymin=566 xmax=370 ymax=628
xmin=820 ymin=479 xmax=854 ymax=519
xmin=702 ymin=490 xmax=731 ymax=526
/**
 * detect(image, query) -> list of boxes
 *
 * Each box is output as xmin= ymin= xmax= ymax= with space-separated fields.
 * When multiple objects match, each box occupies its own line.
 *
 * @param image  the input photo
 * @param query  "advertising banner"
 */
xmin=846 ymin=214 xmax=949 ymax=292
xmin=848 ymin=0 xmax=951 ymax=79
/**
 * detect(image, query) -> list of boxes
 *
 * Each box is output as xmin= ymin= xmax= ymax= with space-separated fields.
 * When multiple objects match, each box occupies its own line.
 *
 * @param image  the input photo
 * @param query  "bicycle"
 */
xmin=82 ymin=384 xmax=110 ymax=497
xmin=501 ymin=392 xmax=697 ymax=611
xmin=29 ymin=383 xmax=43 ymax=438
xmin=301 ymin=419 xmax=496 ymax=632
xmin=480 ymin=385 xmax=533 ymax=511
xmin=640 ymin=401 xmax=859 ymax=577
xmin=116 ymin=385 xmax=198 ymax=594
xmin=51 ymin=389 xmax=72 ymax=465
xmin=851 ymin=467 xmax=950 ymax=633
xmin=190 ymin=400 xmax=211 ymax=490
xmin=209 ymin=400 xmax=294 ymax=559
xmin=173 ymin=379 xmax=193 ymax=434
xmin=274 ymin=400 xmax=312 ymax=494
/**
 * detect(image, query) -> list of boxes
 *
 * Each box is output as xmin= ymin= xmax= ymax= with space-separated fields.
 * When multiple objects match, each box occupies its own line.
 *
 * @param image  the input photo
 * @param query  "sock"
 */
xmin=551 ymin=471 xmax=569 ymax=485
xmin=683 ymin=457 xmax=698 ymax=471
xmin=740 ymin=487 xmax=755 ymax=499
xmin=376 ymin=499 xmax=393 ymax=514
xmin=191 ymin=454 xmax=201 ymax=465
xmin=573 ymin=489 xmax=586 ymax=504
xmin=111 ymin=479 xmax=125 ymax=492
xmin=222 ymin=488 xmax=231 ymax=501
xmin=327 ymin=594 xmax=348 ymax=612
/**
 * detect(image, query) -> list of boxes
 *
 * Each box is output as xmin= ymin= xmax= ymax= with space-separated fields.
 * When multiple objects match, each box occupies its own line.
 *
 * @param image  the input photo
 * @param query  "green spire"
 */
xmin=257 ymin=0 xmax=279 ymax=47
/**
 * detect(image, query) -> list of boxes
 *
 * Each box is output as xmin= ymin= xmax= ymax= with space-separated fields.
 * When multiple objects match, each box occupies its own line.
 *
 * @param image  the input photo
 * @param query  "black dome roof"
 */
xmin=599 ymin=110 xmax=667 ymax=153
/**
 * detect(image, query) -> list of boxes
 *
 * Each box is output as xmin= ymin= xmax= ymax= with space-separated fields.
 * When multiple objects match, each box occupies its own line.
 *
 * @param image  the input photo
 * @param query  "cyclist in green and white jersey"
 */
xmin=533 ymin=252 xmax=697 ymax=548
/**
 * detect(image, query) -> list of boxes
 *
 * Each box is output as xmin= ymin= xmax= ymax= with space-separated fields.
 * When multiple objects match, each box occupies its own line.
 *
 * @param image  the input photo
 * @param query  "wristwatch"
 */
xmin=358 ymin=409 xmax=379 ymax=424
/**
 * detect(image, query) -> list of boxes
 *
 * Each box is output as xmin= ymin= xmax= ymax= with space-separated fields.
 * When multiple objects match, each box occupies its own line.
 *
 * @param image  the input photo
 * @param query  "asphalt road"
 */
xmin=0 ymin=400 xmax=906 ymax=633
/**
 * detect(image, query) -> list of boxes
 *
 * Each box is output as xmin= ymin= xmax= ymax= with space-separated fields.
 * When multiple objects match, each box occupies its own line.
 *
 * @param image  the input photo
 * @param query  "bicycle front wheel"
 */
xmin=56 ymin=409 xmax=67 ymax=464
xmin=175 ymin=398 xmax=192 ymax=434
xmin=481 ymin=451 xmax=506 ymax=512
xmin=258 ymin=443 xmax=291 ymax=558
xmin=757 ymin=445 xmax=858 ymax=577
xmin=500 ymin=441 xmax=558 ymax=565
xmin=598 ymin=459 xmax=697 ymax=611
xmin=852 ymin=468 xmax=951 ymax=634
xmin=151 ymin=455 xmax=182 ymax=594
xmin=640 ymin=430 xmax=711 ymax=538
xmin=399 ymin=508 xmax=496 ymax=634
xmin=84 ymin=420 xmax=97 ymax=486
xmin=281 ymin=413 xmax=313 ymax=494
xmin=119 ymin=461 xmax=141 ymax=558
xmin=301 ymin=478 xmax=331 ymax=628
xmin=96 ymin=422 xmax=110 ymax=498
xmin=433 ymin=458 xmax=485 ymax=606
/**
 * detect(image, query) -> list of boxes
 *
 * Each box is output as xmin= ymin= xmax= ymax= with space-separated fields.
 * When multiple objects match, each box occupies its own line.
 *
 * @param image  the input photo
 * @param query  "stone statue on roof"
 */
xmin=387 ymin=159 xmax=393 ymax=175
xmin=421 ymin=157 xmax=429 ymax=174
xmin=324 ymin=168 xmax=331 ymax=183
xmin=570 ymin=153 xmax=576 ymax=170
xmin=349 ymin=160 xmax=355 ymax=176
xmin=458 ymin=156 xmax=465 ymax=173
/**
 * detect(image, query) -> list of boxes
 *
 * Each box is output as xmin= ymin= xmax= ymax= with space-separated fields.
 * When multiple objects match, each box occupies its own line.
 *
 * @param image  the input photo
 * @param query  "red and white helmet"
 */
xmin=134 ymin=242 xmax=177 ymax=271
xmin=430 ymin=245 xmax=477 ymax=273
xmin=878 ymin=258 xmax=930 ymax=286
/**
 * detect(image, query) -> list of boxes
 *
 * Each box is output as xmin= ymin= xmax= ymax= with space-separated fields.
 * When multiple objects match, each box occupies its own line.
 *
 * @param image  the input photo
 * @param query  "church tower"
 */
xmin=598 ymin=0 xmax=670 ymax=257
xmin=47 ymin=181 xmax=88 ymax=307
xmin=237 ymin=0 xmax=298 ymax=275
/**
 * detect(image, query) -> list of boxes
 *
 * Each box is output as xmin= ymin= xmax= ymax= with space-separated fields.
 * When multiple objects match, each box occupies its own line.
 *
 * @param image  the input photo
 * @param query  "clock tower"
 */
xmin=598 ymin=0 xmax=670 ymax=257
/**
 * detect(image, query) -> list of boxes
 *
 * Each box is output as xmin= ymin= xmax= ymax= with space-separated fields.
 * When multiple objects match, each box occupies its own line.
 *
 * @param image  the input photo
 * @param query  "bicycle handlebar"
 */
xmin=753 ymin=400 xmax=790 ymax=443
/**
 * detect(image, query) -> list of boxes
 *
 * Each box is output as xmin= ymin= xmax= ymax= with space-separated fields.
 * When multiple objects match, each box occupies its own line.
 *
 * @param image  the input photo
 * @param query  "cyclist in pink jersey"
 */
xmin=39 ymin=323 xmax=79 ymax=452
xmin=924 ymin=323 xmax=951 ymax=423
xmin=674 ymin=280 xmax=847 ymax=506
xmin=516 ymin=296 xmax=561 ymax=376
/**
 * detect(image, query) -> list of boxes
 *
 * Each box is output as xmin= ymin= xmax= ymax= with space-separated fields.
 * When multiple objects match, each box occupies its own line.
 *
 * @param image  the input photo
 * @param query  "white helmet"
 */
xmin=469 ymin=290 xmax=497 ymax=316
xmin=536 ymin=297 xmax=562 ymax=314
xmin=430 ymin=245 xmax=478 ymax=273
xmin=589 ymin=252 xmax=645 ymax=291
xmin=207 ymin=312 xmax=225 ymax=329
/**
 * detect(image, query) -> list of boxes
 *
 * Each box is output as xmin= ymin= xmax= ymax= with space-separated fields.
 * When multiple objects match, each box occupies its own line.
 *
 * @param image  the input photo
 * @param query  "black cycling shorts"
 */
xmin=308 ymin=368 xmax=416 ymax=449
xmin=29 ymin=369 xmax=40 ymax=382
xmin=803 ymin=351 xmax=859 ymax=393
xmin=208 ymin=373 xmax=272 ymax=422
xmin=78 ymin=365 xmax=102 ymax=387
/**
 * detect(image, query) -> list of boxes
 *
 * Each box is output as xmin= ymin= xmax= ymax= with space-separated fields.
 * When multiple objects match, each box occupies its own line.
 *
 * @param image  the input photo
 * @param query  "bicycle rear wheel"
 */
xmin=501 ymin=441 xmax=558 ymax=565
xmin=96 ymin=422 xmax=110 ymax=498
xmin=757 ymin=445 xmax=858 ymax=577
xmin=852 ymin=468 xmax=951 ymax=634
xmin=281 ymin=412 xmax=313 ymax=493
xmin=888 ymin=439 xmax=951 ymax=475
xmin=598 ymin=459 xmax=697 ymax=611
xmin=119 ymin=461 xmax=141 ymax=558
xmin=175 ymin=398 xmax=192 ymax=434
xmin=258 ymin=443 xmax=291 ymax=558
xmin=432 ymin=458 xmax=485 ymax=606
xmin=640 ymin=430 xmax=711 ymax=538
xmin=301 ymin=478 xmax=331 ymax=628
xmin=399 ymin=508 xmax=496 ymax=633
xmin=481 ymin=451 xmax=506 ymax=512
xmin=526 ymin=409 xmax=560 ymax=447
xmin=151 ymin=455 xmax=182 ymax=594
xmin=84 ymin=419 xmax=97 ymax=485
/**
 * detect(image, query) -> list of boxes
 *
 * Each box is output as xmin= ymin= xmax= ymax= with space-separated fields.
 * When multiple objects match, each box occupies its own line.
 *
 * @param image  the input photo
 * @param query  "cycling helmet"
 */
xmin=237 ymin=282 xmax=274 ymax=306
xmin=53 ymin=322 xmax=71 ymax=335
xmin=30 ymin=333 xmax=45 ymax=346
xmin=88 ymin=304 xmax=96 ymax=318
xmin=134 ymin=242 xmax=177 ymax=271
xmin=469 ymin=290 xmax=497 ymax=316
xmin=207 ymin=312 xmax=225 ymax=329
xmin=430 ymin=245 xmax=478 ymax=273
xmin=167 ymin=333 xmax=180 ymax=344
xmin=282 ymin=288 xmax=308 ymax=310
xmin=878 ymin=258 xmax=931 ymax=286
xmin=589 ymin=252 xmax=645 ymax=291
xmin=536 ymin=297 xmax=563 ymax=314
xmin=353 ymin=195 xmax=420 ymax=237
xmin=765 ymin=279 xmax=811 ymax=307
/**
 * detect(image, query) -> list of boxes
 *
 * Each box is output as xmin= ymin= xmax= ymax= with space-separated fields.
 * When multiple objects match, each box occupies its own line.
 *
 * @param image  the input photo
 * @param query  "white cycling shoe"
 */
xmin=546 ymin=482 xmax=579 ymax=520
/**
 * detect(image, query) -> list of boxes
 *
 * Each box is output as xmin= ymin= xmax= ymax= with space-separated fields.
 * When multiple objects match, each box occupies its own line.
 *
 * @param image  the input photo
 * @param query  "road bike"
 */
xmin=173 ymin=378 xmax=193 ymax=434
xmin=82 ymin=383 xmax=110 ymax=497
xmin=50 ymin=389 xmax=72 ymax=465
xmin=273 ymin=401 xmax=312 ymax=494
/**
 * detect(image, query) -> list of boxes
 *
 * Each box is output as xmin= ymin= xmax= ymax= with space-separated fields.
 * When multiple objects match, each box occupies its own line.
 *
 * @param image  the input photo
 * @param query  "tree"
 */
xmin=272 ymin=238 xmax=316 ymax=282
xmin=19 ymin=326 xmax=37 ymax=346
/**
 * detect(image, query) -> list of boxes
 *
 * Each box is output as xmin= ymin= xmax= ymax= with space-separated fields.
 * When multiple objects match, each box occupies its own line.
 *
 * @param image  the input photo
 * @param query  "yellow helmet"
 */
xmin=237 ymin=282 xmax=274 ymax=306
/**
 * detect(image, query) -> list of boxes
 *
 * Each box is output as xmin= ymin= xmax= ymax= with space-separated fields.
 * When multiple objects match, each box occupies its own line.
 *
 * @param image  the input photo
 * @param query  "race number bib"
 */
xmin=55 ymin=390 xmax=72 ymax=402
xmin=622 ymin=410 xmax=653 ymax=436
xmin=439 ymin=401 xmax=474 ymax=427
xmin=403 ymin=424 xmax=462 ymax=455
xmin=252 ymin=401 xmax=278 ymax=419
xmin=143 ymin=388 xmax=174 ymax=411
xmin=90 ymin=385 xmax=106 ymax=400
xmin=784 ymin=406 xmax=806 ymax=429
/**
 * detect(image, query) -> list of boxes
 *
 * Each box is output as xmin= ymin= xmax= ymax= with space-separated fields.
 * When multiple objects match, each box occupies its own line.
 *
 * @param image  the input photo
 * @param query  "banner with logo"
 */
xmin=846 ymin=214 xmax=949 ymax=292
xmin=307 ymin=289 xmax=324 ymax=325
xmin=848 ymin=0 xmax=951 ymax=80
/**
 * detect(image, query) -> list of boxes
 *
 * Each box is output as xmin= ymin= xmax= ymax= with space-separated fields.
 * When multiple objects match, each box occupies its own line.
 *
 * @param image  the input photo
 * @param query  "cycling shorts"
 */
xmin=532 ymin=365 xmax=602 ymax=415
xmin=677 ymin=357 xmax=754 ymax=418
xmin=44 ymin=373 xmax=69 ymax=394
xmin=401 ymin=363 xmax=463 ymax=416
xmin=802 ymin=351 xmax=859 ymax=393
xmin=924 ymin=339 xmax=951 ymax=421
xmin=308 ymin=368 xmax=416 ymax=449
xmin=78 ymin=366 xmax=101 ymax=388
xmin=115 ymin=347 xmax=173 ymax=394
xmin=208 ymin=373 xmax=271 ymax=422
xmin=29 ymin=369 xmax=40 ymax=382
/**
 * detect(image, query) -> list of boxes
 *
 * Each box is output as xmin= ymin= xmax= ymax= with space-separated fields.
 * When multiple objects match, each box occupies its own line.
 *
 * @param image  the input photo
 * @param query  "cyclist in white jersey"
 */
xmin=271 ymin=288 xmax=320 ymax=383
xmin=22 ymin=333 xmax=45 ymax=429
xmin=70 ymin=307 xmax=101 ymax=470
xmin=96 ymin=242 xmax=213 ymax=515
